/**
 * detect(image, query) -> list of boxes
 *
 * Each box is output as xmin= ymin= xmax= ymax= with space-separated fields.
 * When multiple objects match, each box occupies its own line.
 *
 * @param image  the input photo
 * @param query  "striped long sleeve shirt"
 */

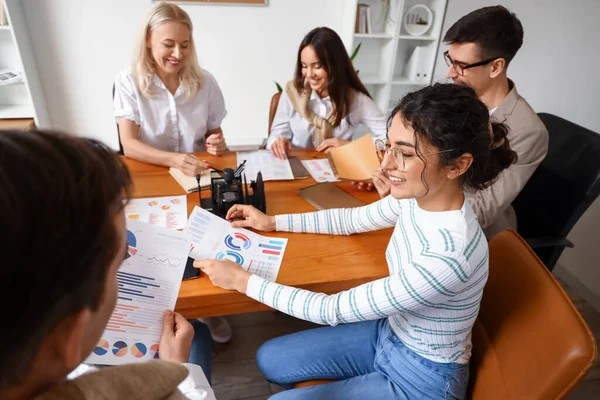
xmin=246 ymin=196 xmax=489 ymax=364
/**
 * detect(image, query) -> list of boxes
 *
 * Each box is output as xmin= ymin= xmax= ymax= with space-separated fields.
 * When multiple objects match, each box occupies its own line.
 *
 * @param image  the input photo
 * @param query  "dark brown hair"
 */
xmin=294 ymin=27 xmax=371 ymax=127
xmin=389 ymin=83 xmax=517 ymax=191
xmin=444 ymin=6 xmax=523 ymax=66
xmin=0 ymin=130 xmax=132 ymax=390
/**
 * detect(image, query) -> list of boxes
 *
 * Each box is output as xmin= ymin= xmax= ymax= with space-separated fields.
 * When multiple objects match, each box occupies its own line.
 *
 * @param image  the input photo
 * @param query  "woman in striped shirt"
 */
xmin=196 ymin=83 xmax=517 ymax=399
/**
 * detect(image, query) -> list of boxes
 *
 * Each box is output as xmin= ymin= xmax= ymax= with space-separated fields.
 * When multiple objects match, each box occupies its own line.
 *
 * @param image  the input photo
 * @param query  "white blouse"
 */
xmin=113 ymin=68 xmax=227 ymax=153
xmin=267 ymin=89 xmax=387 ymax=149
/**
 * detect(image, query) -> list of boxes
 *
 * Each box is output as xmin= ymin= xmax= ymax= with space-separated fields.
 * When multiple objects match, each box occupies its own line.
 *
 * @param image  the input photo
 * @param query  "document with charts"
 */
xmin=184 ymin=206 xmax=287 ymax=282
xmin=85 ymin=219 xmax=191 ymax=366
xmin=237 ymin=150 xmax=294 ymax=181
xmin=301 ymin=159 xmax=340 ymax=182
xmin=124 ymin=195 xmax=188 ymax=229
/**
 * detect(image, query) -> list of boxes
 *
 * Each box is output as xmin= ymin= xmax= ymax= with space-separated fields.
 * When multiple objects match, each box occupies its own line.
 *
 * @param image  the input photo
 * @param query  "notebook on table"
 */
xmin=288 ymin=156 xmax=309 ymax=179
xmin=298 ymin=182 xmax=365 ymax=210
xmin=325 ymin=133 xmax=380 ymax=182
xmin=169 ymin=168 xmax=219 ymax=193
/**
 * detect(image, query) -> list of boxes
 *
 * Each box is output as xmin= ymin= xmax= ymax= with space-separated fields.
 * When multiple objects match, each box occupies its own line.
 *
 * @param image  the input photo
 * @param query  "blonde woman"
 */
xmin=114 ymin=2 xmax=232 ymax=343
xmin=114 ymin=2 xmax=227 ymax=177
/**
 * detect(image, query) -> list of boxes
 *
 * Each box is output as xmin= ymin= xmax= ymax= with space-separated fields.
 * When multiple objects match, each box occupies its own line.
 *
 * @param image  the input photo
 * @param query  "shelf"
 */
xmin=0 ymin=79 xmax=24 ymax=87
xmin=0 ymin=26 xmax=11 ymax=31
xmin=354 ymin=33 xmax=393 ymax=39
xmin=398 ymin=35 xmax=436 ymax=41
xmin=0 ymin=104 xmax=35 ymax=119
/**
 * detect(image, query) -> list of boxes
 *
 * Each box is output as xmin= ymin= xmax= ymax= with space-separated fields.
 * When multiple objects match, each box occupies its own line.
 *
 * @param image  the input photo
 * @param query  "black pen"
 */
xmin=234 ymin=160 xmax=247 ymax=177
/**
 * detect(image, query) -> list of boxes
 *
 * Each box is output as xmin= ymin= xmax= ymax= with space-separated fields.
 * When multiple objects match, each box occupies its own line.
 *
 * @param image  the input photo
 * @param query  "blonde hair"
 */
xmin=132 ymin=2 xmax=204 ymax=98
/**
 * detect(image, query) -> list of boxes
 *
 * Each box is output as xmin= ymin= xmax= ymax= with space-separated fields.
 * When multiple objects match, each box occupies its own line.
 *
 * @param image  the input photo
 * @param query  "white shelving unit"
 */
xmin=342 ymin=0 xmax=448 ymax=118
xmin=0 ymin=0 xmax=49 ymax=128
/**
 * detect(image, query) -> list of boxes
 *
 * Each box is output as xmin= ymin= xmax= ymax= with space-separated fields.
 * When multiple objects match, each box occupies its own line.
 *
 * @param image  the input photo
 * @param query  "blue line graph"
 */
xmin=146 ymin=254 xmax=185 ymax=268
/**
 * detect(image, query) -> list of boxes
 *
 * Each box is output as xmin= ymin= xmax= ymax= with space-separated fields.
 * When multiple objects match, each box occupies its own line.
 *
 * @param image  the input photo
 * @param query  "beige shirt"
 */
xmin=267 ymin=89 xmax=387 ymax=148
xmin=467 ymin=81 xmax=549 ymax=239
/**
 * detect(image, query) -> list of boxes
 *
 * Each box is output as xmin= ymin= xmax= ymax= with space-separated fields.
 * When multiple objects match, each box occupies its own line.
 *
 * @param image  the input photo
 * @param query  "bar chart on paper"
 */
xmin=185 ymin=206 xmax=288 ymax=282
xmin=85 ymin=219 xmax=191 ymax=366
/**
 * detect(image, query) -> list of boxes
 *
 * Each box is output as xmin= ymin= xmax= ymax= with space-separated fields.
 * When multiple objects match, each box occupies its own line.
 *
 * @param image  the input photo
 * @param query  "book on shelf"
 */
xmin=405 ymin=46 xmax=429 ymax=82
xmin=0 ymin=1 xmax=7 ymax=26
xmin=325 ymin=134 xmax=380 ymax=181
xmin=355 ymin=3 xmax=372 ymax=34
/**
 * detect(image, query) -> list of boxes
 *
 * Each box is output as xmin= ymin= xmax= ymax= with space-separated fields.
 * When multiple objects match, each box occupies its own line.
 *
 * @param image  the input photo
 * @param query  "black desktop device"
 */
xmin=187 ymin=163 xmax=266 ymax=280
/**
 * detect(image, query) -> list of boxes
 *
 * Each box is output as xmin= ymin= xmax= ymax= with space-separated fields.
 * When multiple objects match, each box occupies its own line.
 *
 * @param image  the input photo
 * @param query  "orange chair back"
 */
xmin=469 ymin=230 xmax=596 ymax=399
xmin=268 ymin=92 xmax=282 ymax=135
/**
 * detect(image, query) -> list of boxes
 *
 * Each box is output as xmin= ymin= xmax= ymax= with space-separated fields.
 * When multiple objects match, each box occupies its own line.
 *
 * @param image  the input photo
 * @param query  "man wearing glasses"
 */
xmin=373 ymin=6 xmax=548 ymax=240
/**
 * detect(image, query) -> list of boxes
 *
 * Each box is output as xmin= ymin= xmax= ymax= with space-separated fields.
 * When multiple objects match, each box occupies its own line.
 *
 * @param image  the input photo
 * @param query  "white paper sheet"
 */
xmin=85 ymin=219 xmax=191 ymax=366
xmin=237 ymin=150 xmax=294 ymax=181
xmin=125 ymin=195 xmax=187 ymax=230
xmin=301 ymin=159 xmax=340 ymax=182
xmin=184 ymin=206 xmax=287 ymax=283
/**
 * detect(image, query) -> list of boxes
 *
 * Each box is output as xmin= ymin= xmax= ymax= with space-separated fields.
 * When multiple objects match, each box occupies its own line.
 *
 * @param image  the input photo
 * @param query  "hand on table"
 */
xmin=271 ymin=137 xmax=291 ymax=160
xmin=225 ymin=204 xmax=276 ymax=231
xmin=194 ymin=259 xmax=251 ymax=293
xmin=205 ymin=132 xmax=226 ymax=155
xmin=171 ymin=153 xmax=211 ymax=177
xmin=158 ymin=310 xmax=194 ymax=364
xmin=352 ymin=181 xmax=374 ymax=191
xmin=316 ymin=138 xmax=350 ymax=152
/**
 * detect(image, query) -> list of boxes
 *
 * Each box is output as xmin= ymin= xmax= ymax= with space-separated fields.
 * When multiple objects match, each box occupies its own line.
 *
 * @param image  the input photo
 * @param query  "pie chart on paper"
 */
xmin=125 ymin=230 xmax=138 ymax=259
xmin=93 ymin=339 xmax=109 ymax=356
xmin=131 ymin=342 xmax=147 ymax=358
xmin=112 ymin=340 xmax=128 ymax=357
xmin=150 ymin=343 xmax=160 ymax=359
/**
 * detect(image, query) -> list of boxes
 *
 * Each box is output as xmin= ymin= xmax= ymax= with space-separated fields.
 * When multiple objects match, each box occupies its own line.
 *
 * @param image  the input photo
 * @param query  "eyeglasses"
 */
xmin=375 ymin=139 xmax=454 ymax=171
xmin=443 ymin=50 xmax=501 ymax=76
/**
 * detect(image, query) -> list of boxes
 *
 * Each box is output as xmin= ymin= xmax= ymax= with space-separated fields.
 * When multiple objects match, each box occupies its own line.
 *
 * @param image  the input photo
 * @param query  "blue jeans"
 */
xmin=256 ymin=319 xmax=469 ymax=399
xmin=188 ymin=320 xmax=214 ymax=384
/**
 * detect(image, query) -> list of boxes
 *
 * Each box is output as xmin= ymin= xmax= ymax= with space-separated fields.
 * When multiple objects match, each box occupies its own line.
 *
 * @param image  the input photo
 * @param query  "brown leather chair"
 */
xmin=293 ymin=230 xmax=597 ymax=399
xmin=268 ymin=92 xmax=282 ymax=134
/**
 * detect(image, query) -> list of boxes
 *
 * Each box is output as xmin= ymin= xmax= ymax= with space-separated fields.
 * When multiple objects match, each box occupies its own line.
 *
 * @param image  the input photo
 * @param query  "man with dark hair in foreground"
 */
xmin=0 ymin=130 xmax=215 ymax=399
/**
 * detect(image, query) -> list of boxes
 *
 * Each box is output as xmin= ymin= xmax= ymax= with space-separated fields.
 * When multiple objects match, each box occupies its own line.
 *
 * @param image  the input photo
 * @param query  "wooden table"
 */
xmin=123 ymin=149 xmax=391 ymax=318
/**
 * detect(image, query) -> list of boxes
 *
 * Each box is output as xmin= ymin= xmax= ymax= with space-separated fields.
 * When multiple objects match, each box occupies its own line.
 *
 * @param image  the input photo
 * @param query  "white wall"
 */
xmin=433 ymin=0 xmax=600 ymax=132
xmin=21 ymin=0 xmax=348 ymax=147
xmin=434 ymin=0 xmax=600 ymax=309
xmin=21 ymin=0 xmax=600 ymax=306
